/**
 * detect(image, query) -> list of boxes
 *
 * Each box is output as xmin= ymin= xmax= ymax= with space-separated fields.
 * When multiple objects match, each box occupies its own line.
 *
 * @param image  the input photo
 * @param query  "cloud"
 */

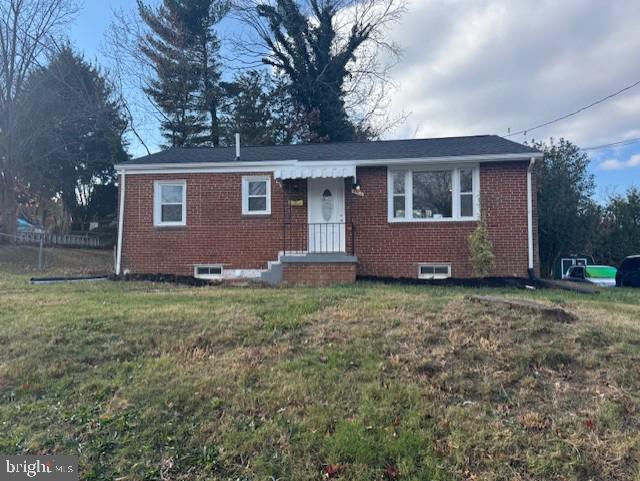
xmin=599 ymin=154 xmax=640 ymax=170
xmin=383 ymin=0 xmax=640 ymax=151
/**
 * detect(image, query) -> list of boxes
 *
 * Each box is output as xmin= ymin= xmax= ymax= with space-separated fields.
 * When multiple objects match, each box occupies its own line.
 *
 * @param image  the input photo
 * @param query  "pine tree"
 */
xmin=138 ymin=0 xmax=227 ymax=147
xmin=220 ymin=71 xmax=316 ymax=146
xmin=268 ymin=77 xmax=309 ymax=145
xmin=21 ymin=46 xmax=127 ymax=228
xmin=221 ymin=71 xmax=274 ymax=146
xmin=181 ymin=0 xmax=228 ymax=146
xmin=531 ymin=138 xmax=598 ymax=277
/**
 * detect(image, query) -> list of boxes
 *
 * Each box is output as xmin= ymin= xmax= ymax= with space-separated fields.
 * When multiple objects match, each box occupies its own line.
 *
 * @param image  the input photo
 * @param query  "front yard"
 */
xmin=0 ymin=272 xmax=638 ymax=480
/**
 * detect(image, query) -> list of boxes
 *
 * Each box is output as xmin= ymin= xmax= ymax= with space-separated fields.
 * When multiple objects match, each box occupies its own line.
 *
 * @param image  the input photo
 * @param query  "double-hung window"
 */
xmin=154 ymin=181 xmax=186 ymax=226
xmin=242 ymin=176 xmax=271 ymax=215
xmin=389 ymin=166 xmax=478 ymax=222
xmin=391 ymin=171 xmax=407 ymax=218
xmin=459 ymin=168 xmax=474 ymax=217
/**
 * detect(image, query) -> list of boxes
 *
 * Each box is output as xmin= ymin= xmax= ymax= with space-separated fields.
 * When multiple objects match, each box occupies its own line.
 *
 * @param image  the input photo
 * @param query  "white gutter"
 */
xmin=115 ymin=171 xmax=126 ymax=276
xmin=114 ymin=159 xmax=298 ymax=172
xmin=527 ymin=156 xmax=536 ymax=276
xmin=115 ymin=152 xmax=544 ymax=174
xmin=354 ymin=152 xmax=543 ymax=166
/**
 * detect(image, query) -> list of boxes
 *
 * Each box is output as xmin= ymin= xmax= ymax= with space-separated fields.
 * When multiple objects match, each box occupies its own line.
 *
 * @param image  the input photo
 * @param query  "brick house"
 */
xmin=115 ymin=135 xmax=542 ymax=285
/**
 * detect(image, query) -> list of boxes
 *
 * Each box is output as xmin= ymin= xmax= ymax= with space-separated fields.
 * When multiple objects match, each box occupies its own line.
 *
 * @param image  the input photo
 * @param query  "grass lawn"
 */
xmin=0 ymin=270 xmax=639 ymax=480
xmin=0 ymin=244 xmax=114 ymax=275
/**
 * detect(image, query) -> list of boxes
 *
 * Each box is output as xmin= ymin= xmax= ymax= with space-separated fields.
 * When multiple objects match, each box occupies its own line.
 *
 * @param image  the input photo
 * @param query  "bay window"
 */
xmin=388 ymin=165 xmax=479 ymax=221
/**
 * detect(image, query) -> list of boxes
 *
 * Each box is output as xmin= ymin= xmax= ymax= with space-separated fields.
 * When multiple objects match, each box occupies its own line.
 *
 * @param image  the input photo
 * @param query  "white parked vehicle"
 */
xmin=563 ymin=265 xmax=617 ymax=287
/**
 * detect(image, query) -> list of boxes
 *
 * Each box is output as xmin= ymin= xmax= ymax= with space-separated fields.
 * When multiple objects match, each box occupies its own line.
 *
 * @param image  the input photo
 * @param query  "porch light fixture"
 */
xmin=352 ymin=179 xmax=364 ymax=197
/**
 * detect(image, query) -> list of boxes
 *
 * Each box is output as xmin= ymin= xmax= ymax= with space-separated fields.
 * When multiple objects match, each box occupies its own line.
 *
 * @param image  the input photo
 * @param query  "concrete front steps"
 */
xmin=260 ymin=252 xmax=358 ymax=286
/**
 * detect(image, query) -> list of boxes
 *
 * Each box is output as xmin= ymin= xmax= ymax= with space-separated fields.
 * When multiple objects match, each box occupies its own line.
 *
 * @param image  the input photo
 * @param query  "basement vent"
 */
xmin=194 ymin=264 xmax=223 ymax=280
xmin=418 ymin=263 xmax=451 ymax=280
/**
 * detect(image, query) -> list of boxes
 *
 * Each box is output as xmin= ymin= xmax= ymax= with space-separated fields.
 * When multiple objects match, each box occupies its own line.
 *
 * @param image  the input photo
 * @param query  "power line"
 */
xmin=580 ymin=136 xmax=640 ymax=152
xmin=507 ymin=78 xmax=640 ymax=138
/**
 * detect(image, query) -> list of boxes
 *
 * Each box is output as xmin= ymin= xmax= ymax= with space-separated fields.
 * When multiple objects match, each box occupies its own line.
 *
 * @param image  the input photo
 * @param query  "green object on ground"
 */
xmin=585 ymin=266 xmax=617 ymax=278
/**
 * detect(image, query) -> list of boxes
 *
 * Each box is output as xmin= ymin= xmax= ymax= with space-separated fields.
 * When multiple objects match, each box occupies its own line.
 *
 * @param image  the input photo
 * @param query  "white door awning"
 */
xmin=274 ymin=162 xmax=356 ymax=180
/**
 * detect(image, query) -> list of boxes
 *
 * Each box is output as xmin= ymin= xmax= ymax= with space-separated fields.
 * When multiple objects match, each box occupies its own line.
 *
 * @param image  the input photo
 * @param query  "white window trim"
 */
xmin=418 ymin=263 xmax=452 ymax=280
xmin=194 ymin=264 xmax=224 ymax=280
xmin=154 ymin=180 xmax=187 ymax=227
xmin=242 ymin=175 xmax=271 ymax=215
xmin=387 ymin=164 xmax=480 ymax=223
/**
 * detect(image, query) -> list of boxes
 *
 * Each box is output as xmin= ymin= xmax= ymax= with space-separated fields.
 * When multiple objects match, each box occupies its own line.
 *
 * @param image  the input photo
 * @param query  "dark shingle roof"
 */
xmin=120 ymin=135 xmax=540 ymax=165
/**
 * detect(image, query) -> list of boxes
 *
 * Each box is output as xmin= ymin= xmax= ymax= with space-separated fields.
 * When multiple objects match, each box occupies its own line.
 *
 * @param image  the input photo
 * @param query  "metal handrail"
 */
xmin=283 ymin=222 xmax=354 ymax=255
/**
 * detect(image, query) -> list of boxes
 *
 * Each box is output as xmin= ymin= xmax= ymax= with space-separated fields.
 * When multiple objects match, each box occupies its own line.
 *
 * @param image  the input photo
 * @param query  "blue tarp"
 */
xmin=17 ymin=216 xmax=44 ymax=233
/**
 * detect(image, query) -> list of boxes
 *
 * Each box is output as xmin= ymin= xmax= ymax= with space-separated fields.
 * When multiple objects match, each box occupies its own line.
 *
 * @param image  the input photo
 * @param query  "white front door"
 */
xmin=307 ymin=178 xmax=346 ymax=253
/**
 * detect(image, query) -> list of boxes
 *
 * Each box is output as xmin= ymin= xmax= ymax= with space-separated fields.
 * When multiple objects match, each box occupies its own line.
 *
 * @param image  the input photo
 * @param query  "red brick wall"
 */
xmin=479 ymin=162 xmax=531 ymax=276
xmin=282 ymin=262 xmax=357 ymax=285
xmin=348 ymin=162 xmax=535 ymax=278
xmin=532 ymin=169 xmax=541 ymax=277
xmin=121 ymin=172 xmax=288 ymax=275
xmin=119 ymin=161 xmax=538 ymax=279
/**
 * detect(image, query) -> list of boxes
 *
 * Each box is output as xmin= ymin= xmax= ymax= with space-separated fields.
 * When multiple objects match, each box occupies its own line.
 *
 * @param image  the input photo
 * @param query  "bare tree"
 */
xmin=102 ymin=7 xmax=160 ymax=155
xmin=0 ymin=0 xmax=79 ymax=235
xmin=234 ymin=0 xmax=405 ymax=141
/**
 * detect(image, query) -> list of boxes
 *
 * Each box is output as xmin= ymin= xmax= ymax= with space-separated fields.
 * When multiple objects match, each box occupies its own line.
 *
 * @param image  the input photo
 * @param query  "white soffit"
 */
xmin=274 ymin=163 xmax=356 ymax=180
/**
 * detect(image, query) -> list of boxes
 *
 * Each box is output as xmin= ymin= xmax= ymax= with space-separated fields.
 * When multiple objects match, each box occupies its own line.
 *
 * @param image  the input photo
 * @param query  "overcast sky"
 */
xmin=71 ymin=0 xmax=640 ymax=200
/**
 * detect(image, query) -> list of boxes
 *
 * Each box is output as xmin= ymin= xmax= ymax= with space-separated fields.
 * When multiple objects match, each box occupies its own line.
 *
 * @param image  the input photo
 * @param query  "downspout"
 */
xmin=527 ymin=157 xmax=536 ymax=279
xmin=115 ymin=170 xmax=126 ymax=276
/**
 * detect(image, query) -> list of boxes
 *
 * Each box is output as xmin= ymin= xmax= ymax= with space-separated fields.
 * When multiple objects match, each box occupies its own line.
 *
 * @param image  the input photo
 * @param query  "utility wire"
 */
xmin=507 ymin=78 xmax=640 ymax=138
xmin=581 ymin=137 xmax=640 ymax=152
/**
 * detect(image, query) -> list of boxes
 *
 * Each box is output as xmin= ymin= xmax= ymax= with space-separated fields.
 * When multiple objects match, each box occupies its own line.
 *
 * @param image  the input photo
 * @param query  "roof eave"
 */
xmin=352 ymin=152 xmax=543 ymax=167
xmin=115 ymin=159 xmax=298 ymax=172
xmin=114 ymin=152 xmax=543 ymax=173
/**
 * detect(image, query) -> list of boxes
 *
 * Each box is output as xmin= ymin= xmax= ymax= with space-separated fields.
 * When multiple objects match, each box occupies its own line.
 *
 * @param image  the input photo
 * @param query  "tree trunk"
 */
xmin=210 ymin=104 xmax=219 ymax=147
xmin=1 ymin=174 xmax=18 ymax=238
xmin=41 ymin=208 xmax=49 ymax=231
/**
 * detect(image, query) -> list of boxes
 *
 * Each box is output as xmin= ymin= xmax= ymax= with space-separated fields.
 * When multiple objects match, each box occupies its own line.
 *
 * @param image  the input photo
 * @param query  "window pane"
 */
xmin=248 ymin=196 xmax=267 ymax=212
xmin=434 ymin=265 xmax=449 ymax=275
xmin=392 ymin=172 xmax=405 ymax=194
xmin=420 ymin=265 xmax=435 ymax=274
xmin=249 ymin=180 xmax=267 ymax=196
xmin=161 ymin=204 xmax=182 ymax=222
xmin=161 ymin=185 xmax=183 ymax=203
xmin=460 ymin=169 xmax=473 ymax=193
xmin=621 ymin=258 xmax=640 ymax=270
xmin=393 ymin=195 xmax=405 ymax=218
xmin=460 ymin=193 xmax=473 ymax=217
xmin=412 ymin=171 xmax=452 ymax=218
